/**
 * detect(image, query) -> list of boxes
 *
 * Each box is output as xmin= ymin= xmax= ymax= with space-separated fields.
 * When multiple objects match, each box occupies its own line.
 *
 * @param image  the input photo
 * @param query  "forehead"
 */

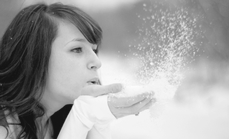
xmin=55 ymin=20 xmax=85 ymax=41
xmin=50 ymin=20 xmax=85 ymax=49
xmin=51 ymin=20 xmax=88 ymax=48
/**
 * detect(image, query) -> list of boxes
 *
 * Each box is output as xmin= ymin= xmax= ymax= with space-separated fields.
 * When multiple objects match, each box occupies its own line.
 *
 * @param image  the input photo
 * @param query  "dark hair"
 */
xmin=0 ymin=2 xmax=102 ymax=139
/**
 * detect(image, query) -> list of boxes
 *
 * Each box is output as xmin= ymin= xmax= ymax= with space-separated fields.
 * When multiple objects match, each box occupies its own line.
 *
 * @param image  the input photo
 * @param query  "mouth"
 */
xmin=87 ymin=78 xmax=100 ymax=85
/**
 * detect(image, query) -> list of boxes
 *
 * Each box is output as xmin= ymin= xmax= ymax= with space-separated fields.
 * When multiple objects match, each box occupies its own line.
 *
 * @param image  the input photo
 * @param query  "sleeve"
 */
xmin=86 ymin=123 xmax=113 ymax=139
xmin=57 ymin=95 xmax=116 ymax=139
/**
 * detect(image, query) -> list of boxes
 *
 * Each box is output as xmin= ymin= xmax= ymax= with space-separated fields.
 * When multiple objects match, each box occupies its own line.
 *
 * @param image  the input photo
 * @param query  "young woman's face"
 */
xmin=43 ymin=21 xmax=101 ymax=104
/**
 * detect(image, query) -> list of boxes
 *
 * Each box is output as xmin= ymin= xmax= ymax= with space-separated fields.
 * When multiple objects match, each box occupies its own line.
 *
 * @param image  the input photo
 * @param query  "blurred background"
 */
xmin=1 ymin=0 xmax=229 ymax=138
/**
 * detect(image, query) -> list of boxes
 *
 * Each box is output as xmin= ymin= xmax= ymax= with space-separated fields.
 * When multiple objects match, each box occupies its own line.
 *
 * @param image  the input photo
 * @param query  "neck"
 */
xmin=40 ymin=94 xmax=67 ymax=124
xmin=37 ymin=96 xmax=64 ymax=138
xmin=36 ymin=112 xmax=53 ymax=139
xmin=40 ymin=98 xmax=65 ymax=120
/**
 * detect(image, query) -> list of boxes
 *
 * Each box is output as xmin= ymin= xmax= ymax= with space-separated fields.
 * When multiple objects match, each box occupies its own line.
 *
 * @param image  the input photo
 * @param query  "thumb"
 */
xmin=81 ymin=83 xmax=123 ymax=97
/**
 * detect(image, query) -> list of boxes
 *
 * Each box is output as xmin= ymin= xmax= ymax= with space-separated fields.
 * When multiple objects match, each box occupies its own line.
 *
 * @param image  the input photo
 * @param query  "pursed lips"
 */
xmin=86 ymin=78 xmax=99 ymax=85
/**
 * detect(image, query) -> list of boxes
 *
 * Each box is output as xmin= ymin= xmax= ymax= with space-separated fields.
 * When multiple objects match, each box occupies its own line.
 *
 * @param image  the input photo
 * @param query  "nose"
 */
xmin=87 ymin=53 xmax=102 ymax=70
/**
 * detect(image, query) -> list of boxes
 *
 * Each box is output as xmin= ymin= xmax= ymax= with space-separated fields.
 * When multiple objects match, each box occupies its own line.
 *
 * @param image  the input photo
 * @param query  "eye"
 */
xmin=71 ymin=47 xmax=82 ymax=53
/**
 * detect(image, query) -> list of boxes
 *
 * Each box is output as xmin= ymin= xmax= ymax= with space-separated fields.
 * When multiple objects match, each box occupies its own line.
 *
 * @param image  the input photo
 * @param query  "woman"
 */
xmin=0 ymin=3 xmax=155 ymax=139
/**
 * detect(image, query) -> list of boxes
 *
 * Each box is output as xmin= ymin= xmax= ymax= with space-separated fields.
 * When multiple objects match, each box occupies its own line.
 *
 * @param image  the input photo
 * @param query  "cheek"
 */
xmin=46 ymin=52 xmax=86 ymax=100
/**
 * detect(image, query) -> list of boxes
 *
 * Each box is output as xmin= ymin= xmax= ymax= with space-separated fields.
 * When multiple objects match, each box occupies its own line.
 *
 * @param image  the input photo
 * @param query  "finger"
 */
xmin=138 ymin=97 xmax=156 ymax=112
xmin=134 ymin=99 xmax=155 ymax=116
xmin=109 ymin=92 xmax=154 ymax=108
xmin=119 ymin=97 xmax=156 ymax=115
xmin=103 ymin=83 xmax=123 ymax=94
xmin=81 ymin=83 xmax=123 ymax=97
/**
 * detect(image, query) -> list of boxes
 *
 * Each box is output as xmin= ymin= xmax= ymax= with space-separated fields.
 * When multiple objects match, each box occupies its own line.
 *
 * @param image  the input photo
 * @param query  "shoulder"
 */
xmin=0 ymin=109 xmax=21 ymax=139
xmin=0 ymin=108 xmax=9 ymax=139
xmin=0 ymin=125 xmax=16 ymax=139
xmin=0 ymin=125 xmax=8 ymax=139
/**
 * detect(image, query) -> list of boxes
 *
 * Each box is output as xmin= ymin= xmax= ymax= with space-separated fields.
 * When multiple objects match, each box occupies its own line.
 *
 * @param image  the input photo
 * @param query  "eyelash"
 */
xmin=71 ymin=47 xmax=97 ymax=54
xmin=71 ymin=47 xmax=82 ymax=53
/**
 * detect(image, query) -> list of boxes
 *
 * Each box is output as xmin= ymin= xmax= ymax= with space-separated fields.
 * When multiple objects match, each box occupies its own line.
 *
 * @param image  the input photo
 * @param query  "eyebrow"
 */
xmin=64 ymin=38 xmax=87 ymax=46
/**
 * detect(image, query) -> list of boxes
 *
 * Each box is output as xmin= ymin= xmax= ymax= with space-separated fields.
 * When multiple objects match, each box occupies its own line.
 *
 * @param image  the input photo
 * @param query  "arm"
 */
xmin=86 ymin=123 xmax=112 ymax=139
xmin=56 ymin=106 xmax=92 ymax=139
xmin=58 ymin=85 xmax=155 ymax=139
xmin=57 ymin=95 xmax=115 ymax=139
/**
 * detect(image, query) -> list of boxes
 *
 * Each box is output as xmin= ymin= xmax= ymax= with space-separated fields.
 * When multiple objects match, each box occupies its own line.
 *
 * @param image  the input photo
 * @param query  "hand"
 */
xmin=81 ymin=83 xmax=123 ymax=97
xmin=108 ymin=92 xmax=156 ymax=118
